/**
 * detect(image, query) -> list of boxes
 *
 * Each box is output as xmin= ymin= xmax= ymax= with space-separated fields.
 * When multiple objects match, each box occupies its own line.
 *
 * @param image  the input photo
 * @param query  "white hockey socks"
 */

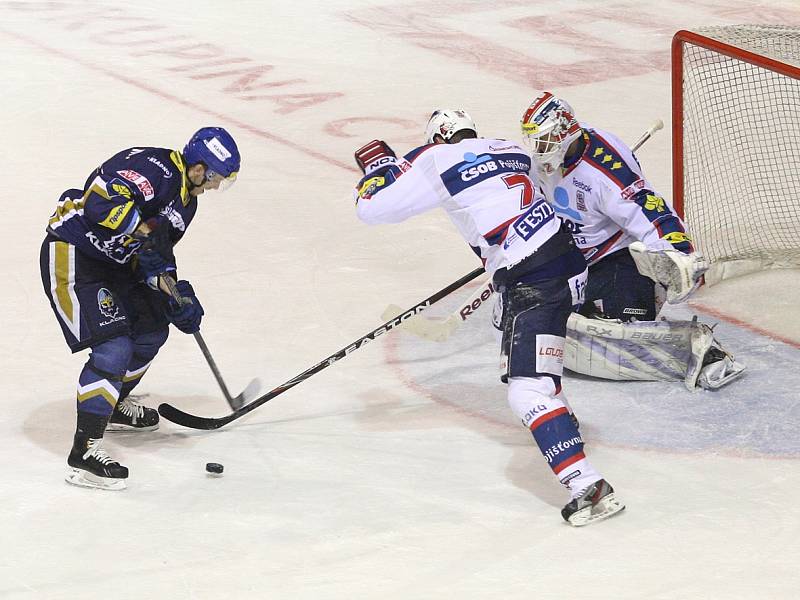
xmin=507 ymin=377 xmax=602 ymax=498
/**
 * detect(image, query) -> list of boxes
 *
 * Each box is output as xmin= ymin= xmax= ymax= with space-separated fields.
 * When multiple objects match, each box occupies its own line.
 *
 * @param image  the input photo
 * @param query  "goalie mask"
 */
xmin=520 ymin=92 xmax=581 ymax=176
xmin=425 ymin=109 xmax=477 ymax=144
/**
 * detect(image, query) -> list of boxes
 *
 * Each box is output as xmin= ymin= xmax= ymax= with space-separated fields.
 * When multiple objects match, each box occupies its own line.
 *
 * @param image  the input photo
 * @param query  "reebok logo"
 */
xmin=572 ymin=177 xmax=592 ymax=193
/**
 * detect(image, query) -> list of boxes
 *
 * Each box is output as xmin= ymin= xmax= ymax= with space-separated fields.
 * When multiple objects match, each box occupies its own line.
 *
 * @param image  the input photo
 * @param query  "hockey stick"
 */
xmin=631 ymin=119 xmax=664 ymax=152
xmin=380 ymin=276 xmax=495 ymax=341
xmin=389 ymin=119 xmax=666 ymax=342
xmin=160 ymin=275 xmax=261 ymax=411
xmin=157 ymin=266 xmax=486 ymax=430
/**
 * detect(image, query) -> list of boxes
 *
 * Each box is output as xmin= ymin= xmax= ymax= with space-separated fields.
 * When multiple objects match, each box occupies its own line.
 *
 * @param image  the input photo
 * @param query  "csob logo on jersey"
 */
xmin=459 ymin=154 xmax=497 ymax=181
xmin=442 ymin=151 xmax=531 ymax=196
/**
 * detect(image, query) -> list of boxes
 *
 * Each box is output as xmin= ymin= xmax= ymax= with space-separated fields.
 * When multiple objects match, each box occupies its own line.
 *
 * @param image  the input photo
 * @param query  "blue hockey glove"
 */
xmin=354 ymin=139 xmax=397 ymax=175
xmin=167 ymin=280 xmax=204 ymax=334
xmin=136 ymin=247 xmax=176 ymax=289
xmin=133 ymin=217 xmax=177 ymax=288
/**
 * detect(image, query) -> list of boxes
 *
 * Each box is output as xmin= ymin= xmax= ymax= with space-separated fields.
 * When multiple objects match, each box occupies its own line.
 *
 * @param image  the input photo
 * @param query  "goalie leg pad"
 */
xmin=565 ymin=313 xmax=694 ymax=382
xmin=565 ymin=313 xmax=746 ymax=390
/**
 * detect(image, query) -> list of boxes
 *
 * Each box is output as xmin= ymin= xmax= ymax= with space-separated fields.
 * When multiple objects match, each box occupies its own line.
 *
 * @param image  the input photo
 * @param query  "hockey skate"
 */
xmin=107 ymin=397 xmax=159 ymax=432
xmin=561 ymin=479 xmax=625 ymax=527
xmin=66 ymin=437 xmax=128 ymax=491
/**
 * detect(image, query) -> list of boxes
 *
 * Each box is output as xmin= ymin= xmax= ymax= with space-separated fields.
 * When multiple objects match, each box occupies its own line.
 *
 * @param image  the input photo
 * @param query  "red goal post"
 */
xmin=672 ymin=26 xmax=800 ymax=284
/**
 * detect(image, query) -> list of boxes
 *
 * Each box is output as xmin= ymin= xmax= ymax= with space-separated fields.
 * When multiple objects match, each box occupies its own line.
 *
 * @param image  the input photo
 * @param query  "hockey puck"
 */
xmin=205 ymin=462 xmax=224 ymax=475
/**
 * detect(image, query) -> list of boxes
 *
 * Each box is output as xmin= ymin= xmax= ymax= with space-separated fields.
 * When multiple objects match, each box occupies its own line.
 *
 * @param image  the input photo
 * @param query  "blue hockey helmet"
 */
xmin=183 ymin=127 xmax=240 ymax=187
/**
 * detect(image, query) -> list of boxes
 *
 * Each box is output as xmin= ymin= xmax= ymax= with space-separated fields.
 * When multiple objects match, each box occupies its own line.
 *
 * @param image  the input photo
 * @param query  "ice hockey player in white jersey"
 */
xmin=352 ymin=109 xmax=624 ymax=526
xmin=519 ymin=92 xmax=745 ymax=390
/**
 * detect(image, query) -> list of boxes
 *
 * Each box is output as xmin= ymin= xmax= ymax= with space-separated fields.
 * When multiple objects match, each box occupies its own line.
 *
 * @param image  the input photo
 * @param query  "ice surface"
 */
xmin=2 ymin=1 xmax=799 ymax=598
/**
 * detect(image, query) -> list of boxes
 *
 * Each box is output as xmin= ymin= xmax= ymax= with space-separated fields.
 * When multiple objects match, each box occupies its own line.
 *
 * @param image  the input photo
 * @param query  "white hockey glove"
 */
xmin=629 ymin=241 xmax=708 ymax=304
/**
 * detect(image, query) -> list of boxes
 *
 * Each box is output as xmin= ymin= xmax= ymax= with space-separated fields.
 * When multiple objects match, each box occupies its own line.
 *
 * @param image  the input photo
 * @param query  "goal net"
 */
xmin=672 ymin=26 xmax=800 ymax=284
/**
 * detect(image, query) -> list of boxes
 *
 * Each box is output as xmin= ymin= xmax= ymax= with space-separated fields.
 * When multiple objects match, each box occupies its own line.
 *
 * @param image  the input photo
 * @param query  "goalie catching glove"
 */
xmin=629 ymin=241 xmax=708 ymax=304
xmin=354 ymin=140 xmax=397 ymax=176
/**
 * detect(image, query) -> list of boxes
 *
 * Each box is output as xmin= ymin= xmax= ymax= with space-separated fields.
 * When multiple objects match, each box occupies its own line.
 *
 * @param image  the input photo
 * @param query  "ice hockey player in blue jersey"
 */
xmin=519 ymin=92 xmax=744 ymax=390
xmin=352 ymin=110 xmax=624 ymax=526
xmin=40 ymin=127 xmax=240 ymax=490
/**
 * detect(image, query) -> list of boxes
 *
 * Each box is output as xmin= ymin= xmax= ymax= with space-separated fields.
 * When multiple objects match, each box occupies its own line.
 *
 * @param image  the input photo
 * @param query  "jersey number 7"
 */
xmin=502 ymin=173 xmax=534 ymax=209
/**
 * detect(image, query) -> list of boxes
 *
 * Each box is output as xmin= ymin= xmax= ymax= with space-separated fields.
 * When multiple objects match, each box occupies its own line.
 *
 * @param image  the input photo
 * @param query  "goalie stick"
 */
xmin=157 ymin=267 xmax=485 ymax=430
xmin=160 ymin=275 xmax=261 ymax=411
xmin=630 ymin=118 xmax=664 ymax=152
xmin=385 ymin=119 xmax=666 ymax=342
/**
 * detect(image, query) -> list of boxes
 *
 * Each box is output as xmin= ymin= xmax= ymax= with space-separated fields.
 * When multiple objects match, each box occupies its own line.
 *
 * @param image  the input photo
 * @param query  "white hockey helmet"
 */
xmin=425 ymin=109 xmax=477 ymax=144
xmin=520 ymin=92 xmax=582 ymax=175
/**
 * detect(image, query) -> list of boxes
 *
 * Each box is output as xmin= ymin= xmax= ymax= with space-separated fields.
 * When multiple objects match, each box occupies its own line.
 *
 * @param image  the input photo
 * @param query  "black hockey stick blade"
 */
xmin=158 ymin=266 xmax=486 ymax=430
xmin=159 ymin=380 xmax=288 ymax=430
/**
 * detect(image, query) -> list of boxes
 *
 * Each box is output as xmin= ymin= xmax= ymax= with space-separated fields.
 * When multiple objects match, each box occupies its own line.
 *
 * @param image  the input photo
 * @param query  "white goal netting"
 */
xmin=677 ymin=25 xmax=800 ymax=284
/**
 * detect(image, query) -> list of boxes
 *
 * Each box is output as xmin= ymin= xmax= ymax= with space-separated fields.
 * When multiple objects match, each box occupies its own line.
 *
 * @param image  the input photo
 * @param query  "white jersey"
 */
xmin=354 ymin=138 xmax=561 ymax=276
xmin=537 ymin=126 xmax=692 ymax=266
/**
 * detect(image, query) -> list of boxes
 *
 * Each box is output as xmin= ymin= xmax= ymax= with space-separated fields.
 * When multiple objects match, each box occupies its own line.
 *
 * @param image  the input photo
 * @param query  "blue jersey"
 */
xmin=46 ymin=147 xmax=197 ymax=266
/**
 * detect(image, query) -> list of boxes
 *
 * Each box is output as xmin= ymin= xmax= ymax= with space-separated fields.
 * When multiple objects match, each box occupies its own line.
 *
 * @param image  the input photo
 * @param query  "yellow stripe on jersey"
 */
xmin=170 ymin=150 xmax=189 ymax=206
xmin=99 ymin=201 xmax=134 ymax=230
xmin=49 ymin=241 xmax=81 ymax=341
xmin=53 ymin=241 xmax=74 ymax=323
xmin=123 ymin=361 xmax=152 ymax=382
xmin=77 ymin=382 xmax=119 ymax=407
xmin=84 ymin=180 xmax=111 ymax=201
xmin=48 ymin=197 xmax=85 ymax=227
xmin=662 ymin=231 xmax=692 ymax=244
